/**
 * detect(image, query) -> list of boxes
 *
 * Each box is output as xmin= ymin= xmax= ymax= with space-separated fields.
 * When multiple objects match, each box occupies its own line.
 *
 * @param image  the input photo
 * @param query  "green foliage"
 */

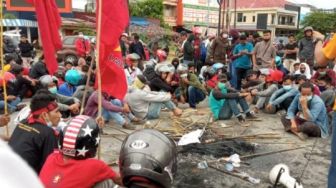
xmin=130 ymin=0 xmax=164 ymax=21
xmin=3 ymin=13 xmax=17 ymax=19
xmin=301 ymin=11 xmax=336 ymax=34
xmin=73 ymin=23 xmax=96 ymax=36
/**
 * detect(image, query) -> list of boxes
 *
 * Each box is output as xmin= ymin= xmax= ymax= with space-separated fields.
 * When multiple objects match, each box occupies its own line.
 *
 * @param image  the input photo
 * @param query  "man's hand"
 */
xmin=266 ymin=104 xmax=273 ymax=111
xmin=6 ymin=95 xmax=16 ymax=101
xmin=69 ymin=103 xmax=80 ymax=114
xmin=299 ymin=96 xmax=308 ymax=108
xmin=122 ymin=104 xmax=131 ymax=113
xmin=239 ymin=92 xmax=249 ymax=97
xmin=291 ymin=121 xmax=299 ymax=133
xmin=96 ymin=116 xmax=105 ymax=128
xmin=313 ymin=31 xmax=325 ymax=41
xmin=0 ymin=114 xmax=10 ymax=127
xmin=251 ymin=89 xmax=258 ymax=96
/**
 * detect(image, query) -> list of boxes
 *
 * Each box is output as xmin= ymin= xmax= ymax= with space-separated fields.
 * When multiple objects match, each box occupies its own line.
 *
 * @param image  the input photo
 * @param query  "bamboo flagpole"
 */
xmin=96 ymin=0 xmax=103 ymax=160
xmin=0 ymin=0 xmax=9 ymax=137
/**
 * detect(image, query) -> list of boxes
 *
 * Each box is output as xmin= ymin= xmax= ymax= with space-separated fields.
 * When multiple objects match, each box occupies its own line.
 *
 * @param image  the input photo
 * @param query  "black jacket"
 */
xmin=29 ymin=61 xmax=49 ymax=79
xmin=129 ymin=41 xmax=145 ymax=60
xmin=19 ymin=41 xmax=33 ymax=57
xmin=8 ymin=120 xmax=58 ymax=173
xmin=183 ymin=35 xmax=195 ymax=61
xmin=149 ymin=74 xmax=173 ymax=92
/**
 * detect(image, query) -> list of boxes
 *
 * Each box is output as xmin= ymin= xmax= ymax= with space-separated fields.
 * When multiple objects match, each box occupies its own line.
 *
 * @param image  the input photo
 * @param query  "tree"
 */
xmin=130 ymin=0 xmax=163 ymax=21
xmin=3 ymin=13 xmax=17 ymax=19
xmin=301 ymin=11 xmax=336 ymax=34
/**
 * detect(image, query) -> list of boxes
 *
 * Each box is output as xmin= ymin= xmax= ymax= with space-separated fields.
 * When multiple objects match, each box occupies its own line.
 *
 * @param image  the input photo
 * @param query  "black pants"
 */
xmin=236 ymin=68 xmax=249 ymax=90
xmin=281 ymin=115 xmax=321 ymax=137
xmin=279 ymin=97 xmax=295 ymax=111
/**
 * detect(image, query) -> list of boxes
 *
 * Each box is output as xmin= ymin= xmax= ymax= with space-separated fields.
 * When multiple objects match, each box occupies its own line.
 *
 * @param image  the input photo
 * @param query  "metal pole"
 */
xmin=217 ymin=0 xmax=222 ymax=35
xmin=234 ymin=0 xmax=237 ymax=29
xmin=207 ymin=0 xmax=210 ymax=31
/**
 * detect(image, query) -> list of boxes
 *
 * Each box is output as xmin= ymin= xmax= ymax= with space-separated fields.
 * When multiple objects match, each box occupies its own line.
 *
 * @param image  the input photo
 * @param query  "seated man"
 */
xmin=9 ymin=90 xmax=61 ymax=173
xmin=312 ymin=64 xmax=336 ymax=87
xmin=124 ymin=53 xmax=142 ymax=86
xmin=149 ymin=64 xmax=174 ymax=93
xmin=209 ymin=74 xmax=257 ymax=125
xmin=281 ymin=82 xmax=329 ymax=138
xmin=265 ymin=75 xmax=299 ymax=114
xmin=126 ymin=75 xmax=182 ymax=120
xmin=295 ymin=74 xmax=321 ymax=96
xmin=179 ymin=64 xmax=208 ymax=108
xmin=40 ymin=75 xmax=81 ymax=117
xmin=250 ymin=70 xmax=281 ymax=113
xmin=317 ymin=76 xmax=335 ymax=112
xmin=119 ymin=129 xmax=177 ymax=188
xmin=40 ymin=115 xmax=122 ymax=187
xmin=85 ymin=91 xmax=137 ymax=130
xmin=241 ymin=70 xmax=262 ymax=91
xmin=58 ymin=69 xmax=82 ymax=97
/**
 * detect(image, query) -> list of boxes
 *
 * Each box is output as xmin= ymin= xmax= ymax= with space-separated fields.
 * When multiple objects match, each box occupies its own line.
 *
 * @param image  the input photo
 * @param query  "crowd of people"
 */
xmin=0 ymin=25 xmax=335 ymax=187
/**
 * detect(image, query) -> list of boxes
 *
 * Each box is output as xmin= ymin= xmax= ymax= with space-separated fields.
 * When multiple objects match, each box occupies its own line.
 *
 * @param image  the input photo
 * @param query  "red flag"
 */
xmin=26 ymin=0 xmax=62 ymax=75
xmin=96 ymin=0 xmax=129 ymax=99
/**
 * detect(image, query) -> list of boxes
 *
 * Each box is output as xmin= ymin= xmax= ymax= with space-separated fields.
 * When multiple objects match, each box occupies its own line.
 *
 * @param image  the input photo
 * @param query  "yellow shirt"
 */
xmin=323 ymin=35 xmax=336 ymax=60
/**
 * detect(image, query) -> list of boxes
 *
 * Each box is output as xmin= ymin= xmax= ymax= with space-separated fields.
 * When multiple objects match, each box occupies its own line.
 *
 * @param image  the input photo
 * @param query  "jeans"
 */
xmin=102 ymin=99 xmax=135 ymax=125
xmin=146 ymin=100 xmax=176 ymax=119
xmin=188 ymin=86 xmax=205 ymax=108
xmin=328 ymin=112 xmax=336 ymax=188
xmin=218 ymin=98 xmax=250 ymax=120
xmin=183 ymin=60 xmax=194 ymax=66
xmin=0 ymin=97 xmax=21 ymax=113
xmin=277 ymin=64 xmax=289 ymax=75
xmin=236 ymin=68 xmax=250 ymax=90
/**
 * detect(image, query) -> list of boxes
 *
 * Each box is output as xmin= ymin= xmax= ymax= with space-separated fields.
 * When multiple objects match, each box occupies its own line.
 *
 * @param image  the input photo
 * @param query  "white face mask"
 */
xmin=306 ymin=95 xmax=313 ymax=101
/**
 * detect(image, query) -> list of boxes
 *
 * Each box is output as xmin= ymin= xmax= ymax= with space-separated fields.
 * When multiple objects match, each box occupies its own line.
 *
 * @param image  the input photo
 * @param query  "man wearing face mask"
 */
xmin=209 ymin=74 xmax=256 ymax=125
xmin=265 ymin=75 xmax=299 ymax=114
xmin=317 ymin=76 xmax=335 ymax=112
xmin=281 ymin=82 xmax=329 ymax=138
xmin=40 ymin=75 xmax=81 ymax=117
xmin=9 ymin=89 xmax=62 ymax=173
xmin=208 ymin=31 xmax=230 ymax=65
xmin=312 ymin=65 xmax=336 ymax=87
xmin=252 ymin=30 xmax=277 ymax=71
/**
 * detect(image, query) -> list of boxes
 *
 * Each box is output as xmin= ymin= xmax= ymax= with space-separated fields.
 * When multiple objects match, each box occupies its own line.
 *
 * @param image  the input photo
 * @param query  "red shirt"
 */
xmin=75 ymin=38 xmax=91 ymax=57
xmin=40 ymin=152 xmax=117 ymax=188
xmin=206 ymin=75 xmax=219 ymax=89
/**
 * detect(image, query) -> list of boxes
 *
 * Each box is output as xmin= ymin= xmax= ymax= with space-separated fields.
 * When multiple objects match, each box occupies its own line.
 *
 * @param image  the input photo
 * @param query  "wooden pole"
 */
xmin=79 ymin=55 xmax=95 ymax=115
xmin=96 ymin=0 xmax=103 ymax=160
xmin=0 ymin=0 xmax=9 ymax=137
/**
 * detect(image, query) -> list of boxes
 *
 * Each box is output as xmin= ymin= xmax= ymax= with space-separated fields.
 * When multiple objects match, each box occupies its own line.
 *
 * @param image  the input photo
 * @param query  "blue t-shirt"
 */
xmin=233 ymin=42 xmax=254 ymax=69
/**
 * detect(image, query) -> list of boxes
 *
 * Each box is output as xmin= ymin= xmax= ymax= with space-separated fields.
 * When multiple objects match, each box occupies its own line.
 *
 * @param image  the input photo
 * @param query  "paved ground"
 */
xmin=1 ymin=99 xmax=331 ymax=188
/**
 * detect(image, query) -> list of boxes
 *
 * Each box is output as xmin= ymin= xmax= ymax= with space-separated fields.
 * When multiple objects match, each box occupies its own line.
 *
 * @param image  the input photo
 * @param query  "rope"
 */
xmin=298 ymin=137 xmax=319 ymax=181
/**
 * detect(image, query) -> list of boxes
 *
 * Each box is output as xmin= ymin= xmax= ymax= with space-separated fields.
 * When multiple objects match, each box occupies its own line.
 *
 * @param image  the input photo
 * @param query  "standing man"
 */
xmin=75 ymin=32 xmax=91 ymax=58
xmin=208 ymin=31 xmax=230 ymax=65
xmin=18 ymin=34 xmax=34 ymax=68
xmin=129 ymin=33 xmax=146 ymax=60
xmin=283 ymin=34 xmax=298 ymax=71
xmin=298 ymin=27 xmax=315 ymax=70
xmin=233 ymin=35 xmax=254 ymax=90
xmin=313 ymin=31 xmax=336 ymax=188
xmin=120 ymin=33 xmax=129 ymax=59
xmin=252 ymin=30 xmax=277 ymax=71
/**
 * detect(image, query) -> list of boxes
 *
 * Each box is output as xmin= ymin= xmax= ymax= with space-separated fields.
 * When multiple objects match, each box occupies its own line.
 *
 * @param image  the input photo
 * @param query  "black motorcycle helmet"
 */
xmin=119 ymin=129 xmax=177 ymax=188
xmin=59 ymin=115 xmax=100 ymax=160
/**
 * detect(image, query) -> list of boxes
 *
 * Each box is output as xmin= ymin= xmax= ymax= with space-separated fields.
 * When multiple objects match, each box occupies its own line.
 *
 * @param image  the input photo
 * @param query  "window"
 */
xmin=237 ymin=13 xmax=243 ymax=22
xmin=243 ymin=16 xmax=246 ymax=22
xmin=63 ymin=37 xmax=77 ymax=45
xmin=271 ymin=14 xmax=275 ymax=24
xmin=252 ymin=16 xmax=255 ymax=22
